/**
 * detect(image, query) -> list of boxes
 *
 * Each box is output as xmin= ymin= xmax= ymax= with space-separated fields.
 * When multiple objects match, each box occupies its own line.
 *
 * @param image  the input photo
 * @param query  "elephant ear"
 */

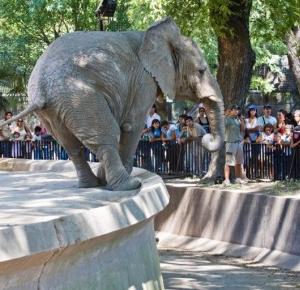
xmin=139 ymin=17 xmax=180 ymax=100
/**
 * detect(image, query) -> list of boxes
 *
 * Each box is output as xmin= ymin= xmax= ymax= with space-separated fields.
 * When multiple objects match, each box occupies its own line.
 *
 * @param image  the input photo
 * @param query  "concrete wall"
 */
xmin=155 ymin=185 xmax=300 ymax=257
xmin=0 ymin=159 xmax=170 ymax=290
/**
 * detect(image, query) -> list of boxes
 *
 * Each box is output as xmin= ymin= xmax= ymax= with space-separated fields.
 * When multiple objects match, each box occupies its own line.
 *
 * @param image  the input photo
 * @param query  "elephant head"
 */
xmin=139 ymin=17 xmax=224 ymax=152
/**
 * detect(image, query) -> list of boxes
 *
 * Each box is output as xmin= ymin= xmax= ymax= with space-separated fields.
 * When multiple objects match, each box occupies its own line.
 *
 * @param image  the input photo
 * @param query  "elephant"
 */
xmin=0 ymin=17 xmax=225 ymax=190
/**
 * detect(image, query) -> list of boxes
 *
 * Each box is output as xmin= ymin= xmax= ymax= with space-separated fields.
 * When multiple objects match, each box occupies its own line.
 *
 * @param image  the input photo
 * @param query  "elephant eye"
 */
xmin=198 ymin=68 xmax=206 ymax=75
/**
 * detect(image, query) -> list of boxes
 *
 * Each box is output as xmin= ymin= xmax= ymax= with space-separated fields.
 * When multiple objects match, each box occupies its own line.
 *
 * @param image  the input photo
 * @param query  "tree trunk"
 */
xmin=205 ymin=0 xmax=255 ymax=181
xmin=286 ymin=27 xmax=300 ymax=95
xmin=211 ymin=0 xmax=256 ymax=108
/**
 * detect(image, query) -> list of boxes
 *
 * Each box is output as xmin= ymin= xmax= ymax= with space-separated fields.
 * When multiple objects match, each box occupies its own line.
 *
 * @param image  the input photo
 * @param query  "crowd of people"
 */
xmin=138 ymin=104 xmax=210 ymax=174
xmin=0 ymin=111 xmax=52 ymax=158
xmin=142 ymin=104 xmax=208 ymax=144
xmin=1 ymin=103 xmax=300 ymax=181
xmin=224 ymin=104 xmax=300 ymax=185
xmin=140 ymin=103 xmax=300 ymax=181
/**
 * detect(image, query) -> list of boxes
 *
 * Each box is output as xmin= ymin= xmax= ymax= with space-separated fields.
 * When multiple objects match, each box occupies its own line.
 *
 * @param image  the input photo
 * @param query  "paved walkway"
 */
xmin=159 ymin=249 xmax=300 ymax=290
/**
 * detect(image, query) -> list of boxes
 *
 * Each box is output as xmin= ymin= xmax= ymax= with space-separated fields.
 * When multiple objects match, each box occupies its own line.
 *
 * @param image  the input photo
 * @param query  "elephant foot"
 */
xmin=109 ymin=176 xmax=141 ymax=191
xmin=78 ymin=175 xmax=102 ymax=188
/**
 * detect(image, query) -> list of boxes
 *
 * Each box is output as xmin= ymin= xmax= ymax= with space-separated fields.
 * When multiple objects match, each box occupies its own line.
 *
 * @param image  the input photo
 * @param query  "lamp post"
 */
xmin=95 ymin=0 xmax=117 ymax=31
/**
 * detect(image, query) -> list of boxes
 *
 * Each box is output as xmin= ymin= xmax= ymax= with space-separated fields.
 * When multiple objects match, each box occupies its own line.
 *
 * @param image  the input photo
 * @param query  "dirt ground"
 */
xmin=164 ymin=177 xmax=300 ymax=197
xmin=160 ymin=249 xmax=300 ymax=290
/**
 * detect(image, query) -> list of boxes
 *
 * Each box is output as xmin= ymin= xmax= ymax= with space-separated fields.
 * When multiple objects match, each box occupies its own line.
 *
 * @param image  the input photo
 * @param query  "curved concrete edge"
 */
xmin=157 ymin=232 xmax=300 ymax=271
xmin=0 ymin=159 xmax=169 ymax=290
xmin=0 ymin=158 xmax=76 ymax=172
xmin=155 ymin=184 xmax=300 ymax=271
xmin=0 ymin=161 xmax=169 ymax=263
xmin=1 ymin=219 xmax=164 ymax=290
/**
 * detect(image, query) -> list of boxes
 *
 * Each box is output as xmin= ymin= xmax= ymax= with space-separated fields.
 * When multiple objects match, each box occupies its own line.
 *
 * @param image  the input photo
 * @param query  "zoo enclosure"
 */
xmin=0 ymin=139 xmax=299 ymax=181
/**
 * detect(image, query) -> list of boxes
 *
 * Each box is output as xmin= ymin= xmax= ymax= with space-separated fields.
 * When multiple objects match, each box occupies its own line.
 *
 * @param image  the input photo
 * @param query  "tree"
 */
xmin=0 ymin=0 xmax=99 ymax=100
xmin=251 ymin=0 xmax=300 ymax=99
xmin=286 ymin=27 xmax=300 ymax=94
xmin=209 ymin=0 xmax=255 ymax=107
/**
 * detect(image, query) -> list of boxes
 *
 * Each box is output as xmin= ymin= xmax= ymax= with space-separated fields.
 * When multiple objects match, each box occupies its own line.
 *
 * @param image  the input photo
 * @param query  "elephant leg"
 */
xmin=63 ymin=98 xmax=140 ymax=191
xmin=96 ymin=145 xmax=141 ymax=191
xmin=39 ymin=114 xmax=100 ymax=188
xmin=119 ymin=125 xmax=143 ymax=175
xmin=96 ymin=163 xmax=106 ymax=186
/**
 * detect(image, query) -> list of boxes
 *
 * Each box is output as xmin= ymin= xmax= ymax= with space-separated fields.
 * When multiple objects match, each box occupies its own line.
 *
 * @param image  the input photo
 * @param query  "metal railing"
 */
xmin=243 ymin=143 xmax=300 ymax=180
xmin=0 ymin=140 xmax=299 ymax=180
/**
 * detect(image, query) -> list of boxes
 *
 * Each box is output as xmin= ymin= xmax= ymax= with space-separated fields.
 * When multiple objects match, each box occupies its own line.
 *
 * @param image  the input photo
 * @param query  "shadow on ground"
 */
xmin=160 ymin=249 xmax=300 ymax=290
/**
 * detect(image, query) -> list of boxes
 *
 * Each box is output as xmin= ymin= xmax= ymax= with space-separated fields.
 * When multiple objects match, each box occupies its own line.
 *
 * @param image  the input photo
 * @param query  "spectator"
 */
xmin=294 ymin=110 xmax=300 ymax=126
xmin=185 ymin=116 xmax=206 ymax=139
xmin=24 ymin=133 xmax=33 ymax=159
xmin=161 ymin=120 xmax=177 ymax=142
xmin=257 ymin=104 xmax=277 ymax=129
xmin=13 ymin=119 xmax=32 ymax=140
xmin=288 ymin=117 xmax=300 ymax=179
xmin=280 ymin=124 xmax=293 ymax=145
xmin=31 ymin=126 xmax=43 ymax=159
xmin=286 ymin=111 xmax=297 ymax=126
xmin=148 ymin=119 xmax=163 ymax=171
xmin=148 ymin=119 xmax=162 ymax=142
xmin=178 ymin=116 xmax=206 ymax=174
xmin=255 ymin=124 xmax=277 ymax=180
xmin=245 ymin=105 xmax=260 ymax=143
xmin=145 ymin=104 xmax=161 ymax=128
xmin=195 ymin=106 xmax=210 ymax=133
xmin=276 ymin=109 xmax=288 ymax=134
xmin=176 ymin=114 xmax=188 ymax=136
xmin=0 ymin=111 xmax=14 ymax=157
xmin=224 ymin=107 xmax=231 ymax=116
xmin=161 ymin=120 xmax=178 ymax=172
xmin=223 ymin=105 xmax=246 ymax=186
xmin=10 ymin=131 xmax=23 ymax=158
xmin=291 ymin=125 xmax=300 ymax=148
xmin=1 ymin=111 xmax=13 ymax=140
xmin=32 ymin=126 xmax=43 ymax=142
xmin=256 ymin=124 xmax=275 ymax=144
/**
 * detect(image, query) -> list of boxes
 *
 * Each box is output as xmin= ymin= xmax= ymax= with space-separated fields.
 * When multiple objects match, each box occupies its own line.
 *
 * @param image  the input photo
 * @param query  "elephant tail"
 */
xmin=0 ymin=104 xmax=39 ymax=128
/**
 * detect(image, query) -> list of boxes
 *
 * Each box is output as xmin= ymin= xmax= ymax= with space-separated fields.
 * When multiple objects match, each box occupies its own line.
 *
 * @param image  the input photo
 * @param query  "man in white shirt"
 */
xmin=257 ymin=104 xmax=277 ymax=129
xmin=161 ymin=120 xmax=177 ymax=141
xmin=145 ymin=104 xmax=161 ymax=128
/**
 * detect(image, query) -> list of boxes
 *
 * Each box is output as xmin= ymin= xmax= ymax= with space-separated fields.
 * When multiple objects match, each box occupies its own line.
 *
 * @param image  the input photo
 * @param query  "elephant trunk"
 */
xmin=201 ymin=97 xmax=225 ymax=152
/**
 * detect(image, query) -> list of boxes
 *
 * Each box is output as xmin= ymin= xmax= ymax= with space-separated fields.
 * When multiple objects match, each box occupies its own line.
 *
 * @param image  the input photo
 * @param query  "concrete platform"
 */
xmin=155 ymin=183 xmax=300 ymax=271
xmin=0 ymin=159 xmax=169 ymax=290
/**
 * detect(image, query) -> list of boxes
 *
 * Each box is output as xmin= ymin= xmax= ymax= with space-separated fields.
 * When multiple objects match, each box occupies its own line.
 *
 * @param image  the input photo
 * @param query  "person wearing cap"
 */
xmin=245 ymin=105 xmax=260 ymax=143
xmin=223 ymin=105 xmax=247 ymax=186
xmin=257 ymin=104 xmax=277 ymax=129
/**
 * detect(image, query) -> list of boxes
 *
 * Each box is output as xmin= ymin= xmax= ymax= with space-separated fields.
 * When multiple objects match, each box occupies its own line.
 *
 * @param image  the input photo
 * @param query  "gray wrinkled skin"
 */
xmin=0 ymin=17 xmax=224 ymax=190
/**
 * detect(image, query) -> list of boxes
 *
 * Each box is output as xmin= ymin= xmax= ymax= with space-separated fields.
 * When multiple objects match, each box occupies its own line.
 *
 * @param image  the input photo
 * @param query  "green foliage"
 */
xmin=0 ymin=0 xmax=299 ymax=107
xmin=0 ymin=0 xmax=99 ymax=100
xmin=125 ymin=0 xmax=218 ymax=70
xmin=250 ymin=75 xmax=275 ymax=94
xmin=106 ymin=0 xmax=132 ymax=31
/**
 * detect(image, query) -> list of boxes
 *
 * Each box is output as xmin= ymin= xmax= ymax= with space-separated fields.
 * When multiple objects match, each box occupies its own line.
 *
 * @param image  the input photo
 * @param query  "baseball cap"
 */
xmin=263 ymin=104 xmax=272 ymax=109
xmin=230 ymin=105 xmax=239 ymax=110
xmin=248 ymin=104 xmax=257 ymax=110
